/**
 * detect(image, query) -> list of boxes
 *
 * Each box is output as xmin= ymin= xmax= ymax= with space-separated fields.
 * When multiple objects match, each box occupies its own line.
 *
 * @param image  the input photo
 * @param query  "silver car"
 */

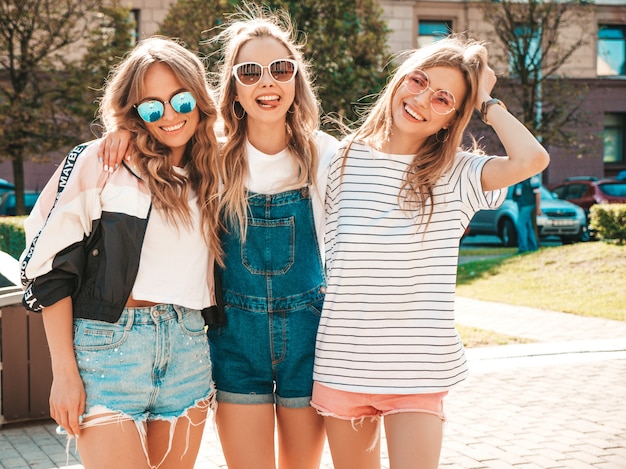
xmin=468 ymin=186 xmax=588 ymax=247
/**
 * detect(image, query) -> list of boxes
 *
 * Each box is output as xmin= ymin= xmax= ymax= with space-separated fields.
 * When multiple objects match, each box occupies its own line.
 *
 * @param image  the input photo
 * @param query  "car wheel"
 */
xmin=562 ymin=232 xmax=586 ymax=244
xmin=499 ymin=218 xmax=518 ymax=247
xmin=580 ymin=228 xmax=591 ymax=242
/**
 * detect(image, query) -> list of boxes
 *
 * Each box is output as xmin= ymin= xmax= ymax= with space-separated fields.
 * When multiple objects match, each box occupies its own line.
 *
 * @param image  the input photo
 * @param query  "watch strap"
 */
xmin=480 ymin=98 xmax=506 ymax=125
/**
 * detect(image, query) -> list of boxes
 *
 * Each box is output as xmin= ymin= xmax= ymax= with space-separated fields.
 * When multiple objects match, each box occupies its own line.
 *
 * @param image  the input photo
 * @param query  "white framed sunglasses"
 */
xmin=232 ymin=59 xmax=298 ymax=86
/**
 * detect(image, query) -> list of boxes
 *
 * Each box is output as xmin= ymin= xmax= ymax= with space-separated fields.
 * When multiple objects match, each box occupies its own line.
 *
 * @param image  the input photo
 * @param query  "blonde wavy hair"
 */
xmin=98 ymin=36 xmax=223 ymax=264
xmin=213 ymin=7 xmax=320 ymax=236
xmin=348 ymin=35 xmax=488 ymax=217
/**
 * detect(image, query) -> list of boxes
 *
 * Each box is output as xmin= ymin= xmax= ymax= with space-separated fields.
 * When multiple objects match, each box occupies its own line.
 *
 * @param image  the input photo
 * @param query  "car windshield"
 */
xmin=0 ymin=192 xmax=11 ymax=204
xmin=539 ymin=186 xmax=556 ymax=200
xmin=599 ymin=182 xmax=626 ymax=197
xmin=506 ymin=185 xmax=556 ymax=200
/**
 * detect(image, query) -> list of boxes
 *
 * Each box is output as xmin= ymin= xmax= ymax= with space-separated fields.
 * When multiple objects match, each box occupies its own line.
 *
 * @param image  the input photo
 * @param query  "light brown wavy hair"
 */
xmin=213 ymin=7 xmax=320 ymax=237
xmin=98 ymin=36 xmax=223 ymax=264
xmin=347 ymin=34 xmax=488 ymax=218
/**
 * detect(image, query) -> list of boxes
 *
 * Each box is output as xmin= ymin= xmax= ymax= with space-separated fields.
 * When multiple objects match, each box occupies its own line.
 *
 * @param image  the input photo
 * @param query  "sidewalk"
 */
xmin=1 ymin=297 xmax=625 ymax=469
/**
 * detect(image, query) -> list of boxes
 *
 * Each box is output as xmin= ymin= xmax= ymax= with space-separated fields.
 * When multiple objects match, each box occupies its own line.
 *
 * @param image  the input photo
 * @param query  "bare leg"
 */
xmin=77 ymin=415 xmax=151 ymax=469
xmin=276 ymin=405 xmax=325 ymax=469
xmin=324 ymin=416 xmax=381 ymax=469
xmin=147 ymin=403 xmax=209 ymax=469
xmin=384 ymin=412 xmax=443 ymax=469
xmin=215 ymin=402 xmax=276 ymax=469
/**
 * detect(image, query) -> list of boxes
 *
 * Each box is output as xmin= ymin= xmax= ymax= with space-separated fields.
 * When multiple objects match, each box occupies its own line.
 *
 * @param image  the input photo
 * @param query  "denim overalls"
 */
xmin=208 ymin=187 xmax=325 ymax=408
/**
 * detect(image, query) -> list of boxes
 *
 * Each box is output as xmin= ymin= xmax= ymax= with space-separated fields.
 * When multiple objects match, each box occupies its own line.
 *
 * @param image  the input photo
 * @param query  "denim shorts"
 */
xmin=74 ymin=304 xmax=213 ymax=422
xmin=208 ymin=298 xmax=323 ymax=408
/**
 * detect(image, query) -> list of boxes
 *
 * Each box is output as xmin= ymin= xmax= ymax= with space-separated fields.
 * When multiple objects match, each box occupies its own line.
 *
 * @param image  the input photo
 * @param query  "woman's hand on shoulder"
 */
xmin=98 ymin=129 xmax=133 ymax=173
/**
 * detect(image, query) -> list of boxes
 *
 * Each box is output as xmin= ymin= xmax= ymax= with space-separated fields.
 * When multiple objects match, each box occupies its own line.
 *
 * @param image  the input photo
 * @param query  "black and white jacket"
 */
xmin=20 ymin=140 xmax=218 ymax=324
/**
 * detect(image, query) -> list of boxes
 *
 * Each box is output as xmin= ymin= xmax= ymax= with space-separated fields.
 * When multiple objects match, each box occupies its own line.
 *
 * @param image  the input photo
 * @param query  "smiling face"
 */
xmin=233 ymin=37 xmax=296 ymax=130
xmin=139 ymin=62 xmax=199 ymax=166
xmin=389 ymin=65 xmax=466 ymax=154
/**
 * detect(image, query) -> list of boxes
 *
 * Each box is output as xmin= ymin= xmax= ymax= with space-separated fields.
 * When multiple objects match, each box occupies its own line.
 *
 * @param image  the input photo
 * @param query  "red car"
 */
xmin=550 ymin=177 xmax=626 ymax=214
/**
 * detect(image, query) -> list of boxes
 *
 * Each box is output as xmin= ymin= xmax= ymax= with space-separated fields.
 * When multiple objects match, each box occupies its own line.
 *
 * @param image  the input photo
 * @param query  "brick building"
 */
xmin=380 ymin=0 xmax=626 ymax=184
xmin=5 ymin=0 xmax=625 ymax=188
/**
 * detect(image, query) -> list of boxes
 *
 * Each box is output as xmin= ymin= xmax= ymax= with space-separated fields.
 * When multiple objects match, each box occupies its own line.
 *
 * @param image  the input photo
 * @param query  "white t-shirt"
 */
xmin=132 ymin=167 xmax=213 ymax=309
xmin=245 ymin=130 xmax=339 ymax=258
xmin=313 ymin=140 xmax=506 ymax=394
xmin=245 ymin=140 xmax=300 ymax=194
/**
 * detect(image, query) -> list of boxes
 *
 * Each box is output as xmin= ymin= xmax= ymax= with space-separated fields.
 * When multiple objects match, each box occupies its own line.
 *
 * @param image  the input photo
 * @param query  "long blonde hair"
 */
xmin=98 ymin=36 xmax=223 ymax=264
xmin=349 ymin=35 xmax=487 ymax=216
xmin=214 ymin=7 xmax=320 ymax=236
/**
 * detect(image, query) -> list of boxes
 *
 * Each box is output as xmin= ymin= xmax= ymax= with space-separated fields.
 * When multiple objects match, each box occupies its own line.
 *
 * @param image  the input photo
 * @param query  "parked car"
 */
xmin=550 ymin=177 xmax=626 ymax=239
xmin=0 ymin=190 xmax=41 ymax=216
xmin=468 ymin=185 xmax=587 ymax=247
xmin=0 ymin=178 xmax=15 ymax=195
xmin=549 ymin=177 xmax=626 ymax=213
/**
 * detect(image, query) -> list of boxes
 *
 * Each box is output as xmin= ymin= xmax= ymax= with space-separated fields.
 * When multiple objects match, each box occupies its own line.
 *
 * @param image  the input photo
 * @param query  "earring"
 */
xmin=232 ymin=101 xmax=246 ymax=120
xmin=435 ymin=128 xmax=449 ymax=143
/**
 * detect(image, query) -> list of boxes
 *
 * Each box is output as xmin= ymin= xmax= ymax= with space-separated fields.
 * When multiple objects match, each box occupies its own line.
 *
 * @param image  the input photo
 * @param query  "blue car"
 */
xmin=0 ymin=178 xmax=15 ymax=194
xmin=468 ymin=185 xmax=587 ymax=247
xmin=0 ymin=191 xmax=41 ymax=216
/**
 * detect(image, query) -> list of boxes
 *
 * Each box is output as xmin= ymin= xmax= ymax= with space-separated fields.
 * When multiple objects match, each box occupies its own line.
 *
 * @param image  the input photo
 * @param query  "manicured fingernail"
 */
xmin=104 ymin=164 xmax=109 ymax=172
xmin=114 ymin=164 xmax=119 ymax=170
xmin=99 ymin=157 xmax=103 ymax=163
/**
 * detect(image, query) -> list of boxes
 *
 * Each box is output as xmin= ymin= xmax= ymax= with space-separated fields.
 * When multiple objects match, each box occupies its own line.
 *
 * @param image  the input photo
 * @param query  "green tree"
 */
xmin=478 ymin=0 xmax=595 ymax=148
xmin=0 ymin=0 xmax=132 ymax=215
xmin=158 ymin=0 xmax=391 ymax=133
xmin=65 ymin=3 xmax=136 ymax=133
xmin=158 ymin=0 xmax=239 ymax=60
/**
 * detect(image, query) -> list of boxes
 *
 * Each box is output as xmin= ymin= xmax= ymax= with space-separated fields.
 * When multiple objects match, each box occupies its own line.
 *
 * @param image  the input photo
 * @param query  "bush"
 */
xmin=0 ymin=216 xmax=26 ymax=259
xmin=589 ymin=204 xmax=626 ymax=245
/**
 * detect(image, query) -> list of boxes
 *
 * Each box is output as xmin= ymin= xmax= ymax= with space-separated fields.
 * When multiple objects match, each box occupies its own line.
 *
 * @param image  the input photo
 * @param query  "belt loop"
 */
xmin=123 ymin=308 xmax=135 ymax=331
xmin=172 ymin=304 xmax=184 ymax=321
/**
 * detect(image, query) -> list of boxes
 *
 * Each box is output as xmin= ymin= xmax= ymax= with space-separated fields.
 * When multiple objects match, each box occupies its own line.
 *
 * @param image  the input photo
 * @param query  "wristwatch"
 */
xmin=480 ymin=98 xmax=507 ymax=126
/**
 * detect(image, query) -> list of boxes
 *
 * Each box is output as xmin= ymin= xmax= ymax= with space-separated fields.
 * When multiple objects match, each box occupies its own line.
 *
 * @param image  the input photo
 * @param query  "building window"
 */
xmin=94 ymin=8 xmax=138 ymax=47
xmin=598 ymin=25 xmax=625 ymax=76
xmin=604 ymin=113 xmax=625 ymax=164
xmin=418 ymin=20 xmax=452 ymax=48
xmin=510 ymin=24 xmax=541 ymax=77
xmin=130 ymin=9 xmax=139 ymax=46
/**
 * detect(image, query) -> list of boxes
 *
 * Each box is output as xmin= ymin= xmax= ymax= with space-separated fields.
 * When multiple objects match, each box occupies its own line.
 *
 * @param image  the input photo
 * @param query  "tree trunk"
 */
xmin=9 ymin=150 xmax=26 ymax=216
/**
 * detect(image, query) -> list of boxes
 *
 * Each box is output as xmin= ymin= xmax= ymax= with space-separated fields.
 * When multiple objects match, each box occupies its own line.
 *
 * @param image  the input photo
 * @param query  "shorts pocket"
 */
xmin=73 ymin=318 xmax=129 ymax=351
xmin=178 ymin=310 xmax=208 ymax=337
xmin=307 ymin=298 xmax=324 ymax=317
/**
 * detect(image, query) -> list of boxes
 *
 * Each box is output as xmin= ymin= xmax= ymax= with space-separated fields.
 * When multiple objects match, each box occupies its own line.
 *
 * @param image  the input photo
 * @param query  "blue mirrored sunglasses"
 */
xmin=134 ymin=91 xmax=197 ymax=123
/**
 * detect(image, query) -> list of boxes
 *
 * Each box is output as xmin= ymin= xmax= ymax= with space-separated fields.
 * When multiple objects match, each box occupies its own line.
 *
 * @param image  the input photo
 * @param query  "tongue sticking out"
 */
xmin=257 ymin=95 xmax=281 ymax=108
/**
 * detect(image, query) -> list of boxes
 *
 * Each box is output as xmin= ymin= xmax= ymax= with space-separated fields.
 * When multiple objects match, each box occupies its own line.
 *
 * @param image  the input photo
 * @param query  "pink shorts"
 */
xmin=311 ymin=382 xmax=447 ymax=421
